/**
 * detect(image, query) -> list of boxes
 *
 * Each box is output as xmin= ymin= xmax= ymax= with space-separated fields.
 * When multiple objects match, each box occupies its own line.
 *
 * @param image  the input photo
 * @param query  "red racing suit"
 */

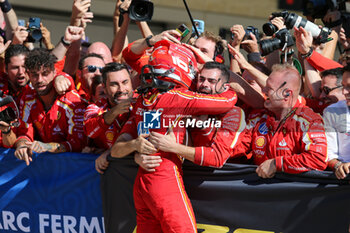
xmin=16 ymin=88 xmax=88 ymax=152
xmin=233 ymin=102 xmax=328 ymax=173
xmin=306 ymin=50 xmax=343 ymax=72
xmin=84 ymin=98 xmax=131 ymax=149
xmin=120 ymin=87 xmax=237 ymax=233
xmin=190 ymin=106 xmax=246 ymax=167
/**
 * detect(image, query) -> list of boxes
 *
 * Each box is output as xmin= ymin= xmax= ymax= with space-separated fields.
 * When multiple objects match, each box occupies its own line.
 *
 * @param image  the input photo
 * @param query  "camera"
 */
xmin=176 ymin=24 xmax=190 ymax=41
xmin=0 ymin=92 xmax=18 ymax=124
xmin=27 ymin=17 xmax=42 ymax=43
xmin=259 ymin=28 xmax=294 ymax=56
xmin=128 ymin=0 xmax=154 ymax=21
xmin=244 ymin=26 xmax=260 ymax=41
xmin=262 ymin=11 xmax=332 ymax=44
xmin=0 ymin=107 xmax=16 ymax=124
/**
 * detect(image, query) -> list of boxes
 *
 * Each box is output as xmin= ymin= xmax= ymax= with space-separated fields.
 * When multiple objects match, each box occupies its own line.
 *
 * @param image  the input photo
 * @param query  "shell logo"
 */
xmin=255 ymin=136 xmax=266 ymax=148
xmin=106 ymin=132 xmax=114 ymax=141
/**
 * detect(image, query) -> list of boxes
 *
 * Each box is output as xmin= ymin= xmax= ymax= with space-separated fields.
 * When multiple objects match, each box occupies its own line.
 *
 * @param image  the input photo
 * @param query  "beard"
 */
xmin=198 ymin=86 xmax=213 ymax=94
xmin=111 ymin=91 xmax=131 ymax=104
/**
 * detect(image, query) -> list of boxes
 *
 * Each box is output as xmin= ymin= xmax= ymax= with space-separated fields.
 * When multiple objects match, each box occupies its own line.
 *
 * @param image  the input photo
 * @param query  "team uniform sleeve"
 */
xmin=122 ymin=42 xmax=150 ymax=74
xmin=323 ymin=108 xmax=339 ymax=161
xmin=15 ymin=96 xmax=35 ymax=143
xmin=60 ymin=99 xmax=87 ymax=152
xmin=168 ymin=88 xmax=237 ymax=117
xmin=274 ymin=118 xmax=328 ymax=173
xmin=84 ymin=103 xmax=110 ymax=138
xmin=119 ymin=115 xmax=138 ymax=140
xmin=306 ymin=51 xmax=343 ymax=72
xmin=193 ymin=108 xmax=246 ymax=167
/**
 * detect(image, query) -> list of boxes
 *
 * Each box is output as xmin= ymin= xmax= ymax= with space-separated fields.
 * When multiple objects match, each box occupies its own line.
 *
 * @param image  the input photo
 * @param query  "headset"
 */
xmin=282 ymin=88 xmax=290 ymax=97
xmin=272 ymin=81 xmax=291 ymax=100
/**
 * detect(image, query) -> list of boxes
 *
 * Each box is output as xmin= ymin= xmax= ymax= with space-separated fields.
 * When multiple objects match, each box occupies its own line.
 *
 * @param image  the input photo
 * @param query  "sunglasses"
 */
xmin=320 ymin=86 xmax=342 ymax=95
xmin=85 ymin=65 xmax=103 ymax=73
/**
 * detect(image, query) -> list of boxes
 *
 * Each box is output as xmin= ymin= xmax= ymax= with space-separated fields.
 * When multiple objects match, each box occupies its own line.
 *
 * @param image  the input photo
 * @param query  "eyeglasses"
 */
xmin=321 ymin=86 xmax=342 ymax=95
xmin=85 ymin=65 xmax=103 ymax=73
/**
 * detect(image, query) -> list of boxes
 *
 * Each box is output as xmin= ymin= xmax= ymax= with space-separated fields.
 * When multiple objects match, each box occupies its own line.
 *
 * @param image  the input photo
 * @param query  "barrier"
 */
xmin=0 ymin=148 xmax=349 ymax=233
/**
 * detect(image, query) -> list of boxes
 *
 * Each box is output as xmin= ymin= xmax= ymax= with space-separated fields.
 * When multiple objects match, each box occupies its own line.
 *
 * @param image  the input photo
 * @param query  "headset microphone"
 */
xmin=270 ymin=81 xmax=289 ymax=100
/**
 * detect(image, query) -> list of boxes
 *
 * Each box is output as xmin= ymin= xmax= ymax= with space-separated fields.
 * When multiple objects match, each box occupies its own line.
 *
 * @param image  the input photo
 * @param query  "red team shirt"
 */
xmin=190 ymin=106 xmax=246 ymax=167
xmin=16 ymin=87 xmax=87 ymax=152
xmin=233 ymin=102 xmax=328 ymax=173
xmin=84 ymin=98 xmax=131 ymax=149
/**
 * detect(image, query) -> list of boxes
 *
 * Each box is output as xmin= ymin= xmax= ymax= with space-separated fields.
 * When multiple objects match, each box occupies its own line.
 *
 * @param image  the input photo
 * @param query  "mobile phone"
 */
xmin=18 ymin=19 xmax=25 ymax=27
xmin=192 ymin=19 xmax=204 ymax=36
xmin=175 ymin=24 xmax=190 ymax=41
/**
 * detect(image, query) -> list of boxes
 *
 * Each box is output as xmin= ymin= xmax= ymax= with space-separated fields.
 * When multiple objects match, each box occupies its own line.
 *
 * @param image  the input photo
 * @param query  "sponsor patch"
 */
xmin=106 ymin=132 xmax=114 ymax=141
xmin=255 ymin=136 xmax=266 ymax=148
xmin=258 ymin=122 xmax=268 ymax=135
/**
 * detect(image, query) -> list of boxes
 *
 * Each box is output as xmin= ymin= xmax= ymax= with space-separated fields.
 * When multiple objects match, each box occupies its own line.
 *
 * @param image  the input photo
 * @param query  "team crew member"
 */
xmin=84 ymin=62 xmax=134 ymax=173
xmin=77 ymin=53 xmax=106 ymax=102
xmin=233 ymin=64 xmax=328 ymax=178
xmin=112 ymin=41 xmax=237 ymax=233
xmin=14 ymin=49 xmax=87 ymax=165
xmin=0 ymin=44 xmax=30 ymax=102
xmin=140 ymin=62 xmax=246 ymax=170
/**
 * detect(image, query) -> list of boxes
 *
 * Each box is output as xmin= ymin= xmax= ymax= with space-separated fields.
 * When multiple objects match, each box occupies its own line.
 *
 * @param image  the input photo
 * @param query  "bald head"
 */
xmin=87 ymin=42 xmax=113 ymax=63
xmin=270 ymin=63 xmax=301 ymax=99
xmin=264 ymin=64 xmax=302 ymax=117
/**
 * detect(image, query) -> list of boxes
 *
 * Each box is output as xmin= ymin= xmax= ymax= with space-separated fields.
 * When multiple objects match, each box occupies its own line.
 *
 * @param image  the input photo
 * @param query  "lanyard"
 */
xmin=271 ymin=108 xmax=297 ymax=136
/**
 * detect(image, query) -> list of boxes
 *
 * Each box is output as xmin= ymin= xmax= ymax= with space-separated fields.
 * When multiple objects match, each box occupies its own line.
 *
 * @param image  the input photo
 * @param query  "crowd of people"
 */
xmin=0 ymin=0 xmax=349 ymax=232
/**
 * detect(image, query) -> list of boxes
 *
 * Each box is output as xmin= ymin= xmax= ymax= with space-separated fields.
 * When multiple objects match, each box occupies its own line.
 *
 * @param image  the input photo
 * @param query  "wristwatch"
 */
xmin=2 ymin=126 xmax=11 ymax=134
xmin=145 ymin=35 xmax=153 ymax=47
xmin=301 ymin=47 xmax=313 ymax=59
xmin=60 ymin=36 xmax=71 ymax=47
xmin=119 ymin=6 xmax=129 ymax=15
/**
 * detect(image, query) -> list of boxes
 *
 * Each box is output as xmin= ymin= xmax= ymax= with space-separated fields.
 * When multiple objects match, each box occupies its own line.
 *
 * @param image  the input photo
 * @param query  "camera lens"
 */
xmin=129 ymin=0 xmax=153 ymax=21
xmin=262 ymin=23 xmax=278 ymax=36
xmin=259 ymin=38 xmax=281 ymax=56
xmin=30 ymin=29 xmax=42 ymax=41
xmin=134 ymin=2 xmax=148 ymax=17
xmin=0 ymin=107 xmax=16 ymax=123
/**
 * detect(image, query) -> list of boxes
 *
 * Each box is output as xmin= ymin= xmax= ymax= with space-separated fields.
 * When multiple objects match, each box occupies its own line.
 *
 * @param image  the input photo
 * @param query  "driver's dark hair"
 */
xmin=25 ymin=48 xmax=57 ymax=72
xmin=101 ymin=62 xmax=130 ymax=85
xmin=202 ymin=61 xmax=230 ymax=83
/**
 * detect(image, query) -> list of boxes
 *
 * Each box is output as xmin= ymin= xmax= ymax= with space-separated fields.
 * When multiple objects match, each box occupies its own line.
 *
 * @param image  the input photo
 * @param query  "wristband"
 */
xmin=145 ymin=35 xmax=153 ymax=47
xmin=301 ymin=47 xmax=313 ymax=59
xmin=119 ymin=5 xmax=129 ymax=15
xmin=60 ymin=36 xmax=71 ymax=47
xmin=0 ymin=0 xmax=12 ymax=13
xmin=1 ymin=126 xmax=11 ymax=134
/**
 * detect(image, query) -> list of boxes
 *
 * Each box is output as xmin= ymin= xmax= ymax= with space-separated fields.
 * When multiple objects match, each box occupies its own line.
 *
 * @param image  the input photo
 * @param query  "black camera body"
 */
xmin=244 ymin=26 xmax=260 ymax=41
xmin=262 ymin=11 xmax=289 ymax=36
xmin=129 ymin=0 xmax=154 ymax=21
xmin=0 ymin=92 xmax=18 ymax=124
xmin=0 ymin=107 xmax=16 ymax=124
xmin=259 ymin=28 xmax=294 ymax=56
xmin=27 ymin=17 xmax=42 ymax=43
